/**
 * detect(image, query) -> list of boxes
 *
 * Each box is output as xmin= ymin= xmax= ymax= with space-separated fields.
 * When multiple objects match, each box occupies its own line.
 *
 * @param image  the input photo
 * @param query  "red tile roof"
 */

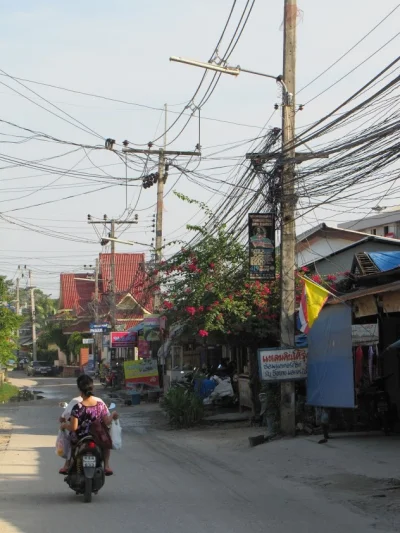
xmin=59 ymin=273 xmax=95 ymax=315
xmin=99 ymin=253 xmax=152 ymax=311
xmin=58 ymin=253 xmax=153 ymax=327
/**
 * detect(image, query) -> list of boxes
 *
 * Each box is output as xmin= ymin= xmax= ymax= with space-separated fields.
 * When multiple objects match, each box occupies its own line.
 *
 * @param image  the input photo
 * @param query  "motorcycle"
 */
xmin=60 ymin=401 xmax=116 ymax=503
xmin=103 ymin=365 xmax=124 ymax=390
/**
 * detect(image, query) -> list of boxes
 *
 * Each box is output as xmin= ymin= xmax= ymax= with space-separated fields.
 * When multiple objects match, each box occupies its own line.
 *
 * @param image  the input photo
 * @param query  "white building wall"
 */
xmin=365 ymin=224 xmax=399 ymax=238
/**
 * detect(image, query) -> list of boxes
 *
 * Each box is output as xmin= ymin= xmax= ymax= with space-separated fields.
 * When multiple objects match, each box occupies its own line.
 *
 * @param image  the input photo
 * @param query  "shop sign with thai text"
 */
xmin=258 ymin=347 xmax=308 ymax=382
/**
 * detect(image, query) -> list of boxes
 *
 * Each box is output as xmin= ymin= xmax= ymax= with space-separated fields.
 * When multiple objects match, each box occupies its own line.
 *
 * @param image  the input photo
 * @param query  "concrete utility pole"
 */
xmin=16 ymin=277 xmax=20 ymax=317
xmin=88 ymin=217 xmax=139 ymax=329
xmin=29 ymin=270 xmax=37 ymax=362
xmin=122 ymin=144 xmax=200 ymax=311
xmin=279 ymin=0 xmax=298 ymax=436
xmin=94 ymin=258 xmax=99 ymax=322
xmin=83 ymin=261 xmax=101 ymax=359
xmin=154 ymin=104 xmax=168 ymax=310
xmin=110 ymin=220 xmax=116 ymax=329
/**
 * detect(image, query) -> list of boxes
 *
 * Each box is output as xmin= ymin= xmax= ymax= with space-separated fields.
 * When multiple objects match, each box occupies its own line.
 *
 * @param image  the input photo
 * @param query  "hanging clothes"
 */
xmin=355 ymin=345 xmax=364 ymax=386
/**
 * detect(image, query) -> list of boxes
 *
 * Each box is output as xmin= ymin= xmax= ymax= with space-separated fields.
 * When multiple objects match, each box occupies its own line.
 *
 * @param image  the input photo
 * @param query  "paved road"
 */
xmin=0 ymin=375 xmax=394 ymax=533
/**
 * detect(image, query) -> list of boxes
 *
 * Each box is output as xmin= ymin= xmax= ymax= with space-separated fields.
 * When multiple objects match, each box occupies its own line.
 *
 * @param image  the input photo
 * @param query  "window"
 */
xmin=384 ymin=226 xmax=389 ymax=235
xmin=371 ymin=228 xmax=377 ymax=235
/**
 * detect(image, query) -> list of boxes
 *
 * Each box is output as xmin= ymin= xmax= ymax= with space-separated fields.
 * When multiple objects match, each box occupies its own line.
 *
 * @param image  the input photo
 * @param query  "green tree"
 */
xmin=152 ymin=194 xmax=280 ymax=344
xmin=152 ymin=194 xmax=341 ymax=346
xmin=67 ymin=332 xmax=83 ymax=360
xmin=0 ymin=277 xmax=24 ymax=366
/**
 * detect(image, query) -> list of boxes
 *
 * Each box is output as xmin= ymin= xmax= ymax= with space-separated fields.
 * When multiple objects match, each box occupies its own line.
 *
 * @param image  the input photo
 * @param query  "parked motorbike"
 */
xmin=103 ymin=364 xmax=124 ymax=390
xmin=172 ymin=370 xmax=196 ymax=391
xmin=60 ymin=401 xmax=116 ymax=503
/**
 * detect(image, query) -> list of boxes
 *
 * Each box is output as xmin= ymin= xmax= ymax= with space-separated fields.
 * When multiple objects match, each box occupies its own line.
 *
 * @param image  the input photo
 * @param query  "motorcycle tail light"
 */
xmin=87 ymin=441 xmax=96 ymax=449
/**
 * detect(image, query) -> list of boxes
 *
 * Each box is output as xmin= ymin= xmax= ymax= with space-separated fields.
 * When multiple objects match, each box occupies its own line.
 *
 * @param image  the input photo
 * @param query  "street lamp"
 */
xmin=100 ymin=236 xmax=154 ymax=248
xmin=169 ymin=56 xmax=290 ymax=103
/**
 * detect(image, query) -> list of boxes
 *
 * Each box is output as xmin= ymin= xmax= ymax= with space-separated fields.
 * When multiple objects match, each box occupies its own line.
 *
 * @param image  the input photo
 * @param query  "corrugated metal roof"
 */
xmin=369 ymin=251 xmax=400 ymax=272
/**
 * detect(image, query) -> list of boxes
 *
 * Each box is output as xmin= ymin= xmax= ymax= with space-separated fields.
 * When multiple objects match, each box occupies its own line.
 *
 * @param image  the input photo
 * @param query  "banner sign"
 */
xmin=248 ymin=213 xmax=275 ymax=280
xmin=102 ymin=335 xmax=110 ymax=348
xmin=82 ymin=338 xmax=94 ymax=345
xmin=111 ymin=331 xmax=137 ymax=348
xmin=258 ymin=347 xmax=307 ymax=382
xmin=143 ymin=314 xmax=161 ymax=342
xmin=123 ymin=359 xmax=159 ymax=389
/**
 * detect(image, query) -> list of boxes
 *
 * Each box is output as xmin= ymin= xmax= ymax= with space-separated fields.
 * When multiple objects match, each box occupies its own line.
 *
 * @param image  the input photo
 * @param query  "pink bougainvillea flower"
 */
xmin=301 ymin=266 xmax=309 ymax=273
xmin=311 ymin=274 xmax=322 ymax=284
xmin=185 ymin=306 xmax=196 ymax=316
xmin=185 ymin=288 xmax=192 ymax=294
xmin=326 ymin=274 xmax=337 ymax=281
xmin=198 ymin=330 xmax=209 ymax=337
xmin=209 ymin=262 xmax=215 ymax=269
xmin=197 ymin=305 xmax=204 ymax=312
xmin=188 ymin=263 xmax=197 ymax=272
xmin=163 ymin=301 xmax=173 ymax=310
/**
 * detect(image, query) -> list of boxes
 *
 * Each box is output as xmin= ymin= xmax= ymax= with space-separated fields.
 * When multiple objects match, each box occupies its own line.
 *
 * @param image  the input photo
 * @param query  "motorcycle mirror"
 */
xmin=60 ymin=402 xmax=68 ymax=409
xmin=109 ymin=402 xmax=116 ymax=410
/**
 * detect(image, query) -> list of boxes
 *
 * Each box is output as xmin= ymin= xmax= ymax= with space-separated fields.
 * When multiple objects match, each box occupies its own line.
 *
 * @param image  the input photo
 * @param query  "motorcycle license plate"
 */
xmin=82 ymin=455 xmax=96 ymax=467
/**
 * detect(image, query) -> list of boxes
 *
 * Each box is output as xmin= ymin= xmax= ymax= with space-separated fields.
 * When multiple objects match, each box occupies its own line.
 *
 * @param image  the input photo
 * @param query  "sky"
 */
xmin=0 ymin=0 xmax=399 ymax=297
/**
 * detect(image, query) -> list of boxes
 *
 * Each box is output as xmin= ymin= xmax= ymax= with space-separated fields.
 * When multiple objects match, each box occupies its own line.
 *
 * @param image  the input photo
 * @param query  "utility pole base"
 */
xmin=280 ymin=381 xmax=296 ymax=436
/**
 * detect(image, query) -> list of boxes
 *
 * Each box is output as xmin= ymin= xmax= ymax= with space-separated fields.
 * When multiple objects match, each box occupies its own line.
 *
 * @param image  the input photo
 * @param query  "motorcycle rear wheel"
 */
xmin=84 ymin=478 xmax=92 ymax=503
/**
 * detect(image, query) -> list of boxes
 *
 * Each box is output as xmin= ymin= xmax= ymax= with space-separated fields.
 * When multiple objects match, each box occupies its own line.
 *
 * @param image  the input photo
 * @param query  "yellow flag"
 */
xmin=299 ymin=277 xmax=330 ymax=332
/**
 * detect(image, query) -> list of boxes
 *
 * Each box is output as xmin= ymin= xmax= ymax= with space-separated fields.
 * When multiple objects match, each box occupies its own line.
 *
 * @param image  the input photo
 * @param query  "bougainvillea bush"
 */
xmin=149 ymin=193 xmax=348 ymax=344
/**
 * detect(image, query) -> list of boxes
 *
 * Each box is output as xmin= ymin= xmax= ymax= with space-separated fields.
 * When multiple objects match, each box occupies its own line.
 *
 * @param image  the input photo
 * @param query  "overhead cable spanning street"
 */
xmin=1 ymin=1 xmax=400 ymax=531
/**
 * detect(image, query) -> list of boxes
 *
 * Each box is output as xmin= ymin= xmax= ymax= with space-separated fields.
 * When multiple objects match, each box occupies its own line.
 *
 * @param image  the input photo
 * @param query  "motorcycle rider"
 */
xmin=59 ymin=374 xmax=118 ymax=475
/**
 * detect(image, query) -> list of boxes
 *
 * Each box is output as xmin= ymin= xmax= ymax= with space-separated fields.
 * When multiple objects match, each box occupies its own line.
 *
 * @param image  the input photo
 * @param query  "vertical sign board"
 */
xmin=248 ymin=213 xmax=276 ymax=280
xmin=87 ymin=353 xmax=95 ymax=372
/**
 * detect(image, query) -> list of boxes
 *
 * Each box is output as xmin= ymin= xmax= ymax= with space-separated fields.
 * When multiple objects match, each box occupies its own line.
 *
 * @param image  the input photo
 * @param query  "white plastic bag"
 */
xmin=55 ymin=429 xmax=70 ymax=458
xmin=110 ymin=419 xmax=122 ymax=450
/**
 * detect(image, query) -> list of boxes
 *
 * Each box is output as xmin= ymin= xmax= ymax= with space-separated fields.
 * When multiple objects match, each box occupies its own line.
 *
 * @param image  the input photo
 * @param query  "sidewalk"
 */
xmin=151 ymin=425 xmax=400 ymax=528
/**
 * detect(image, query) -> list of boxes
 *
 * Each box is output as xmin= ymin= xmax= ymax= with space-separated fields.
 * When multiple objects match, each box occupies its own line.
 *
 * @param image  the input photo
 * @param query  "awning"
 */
xmin=128 ymin=322 xmax=144 ymax=333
